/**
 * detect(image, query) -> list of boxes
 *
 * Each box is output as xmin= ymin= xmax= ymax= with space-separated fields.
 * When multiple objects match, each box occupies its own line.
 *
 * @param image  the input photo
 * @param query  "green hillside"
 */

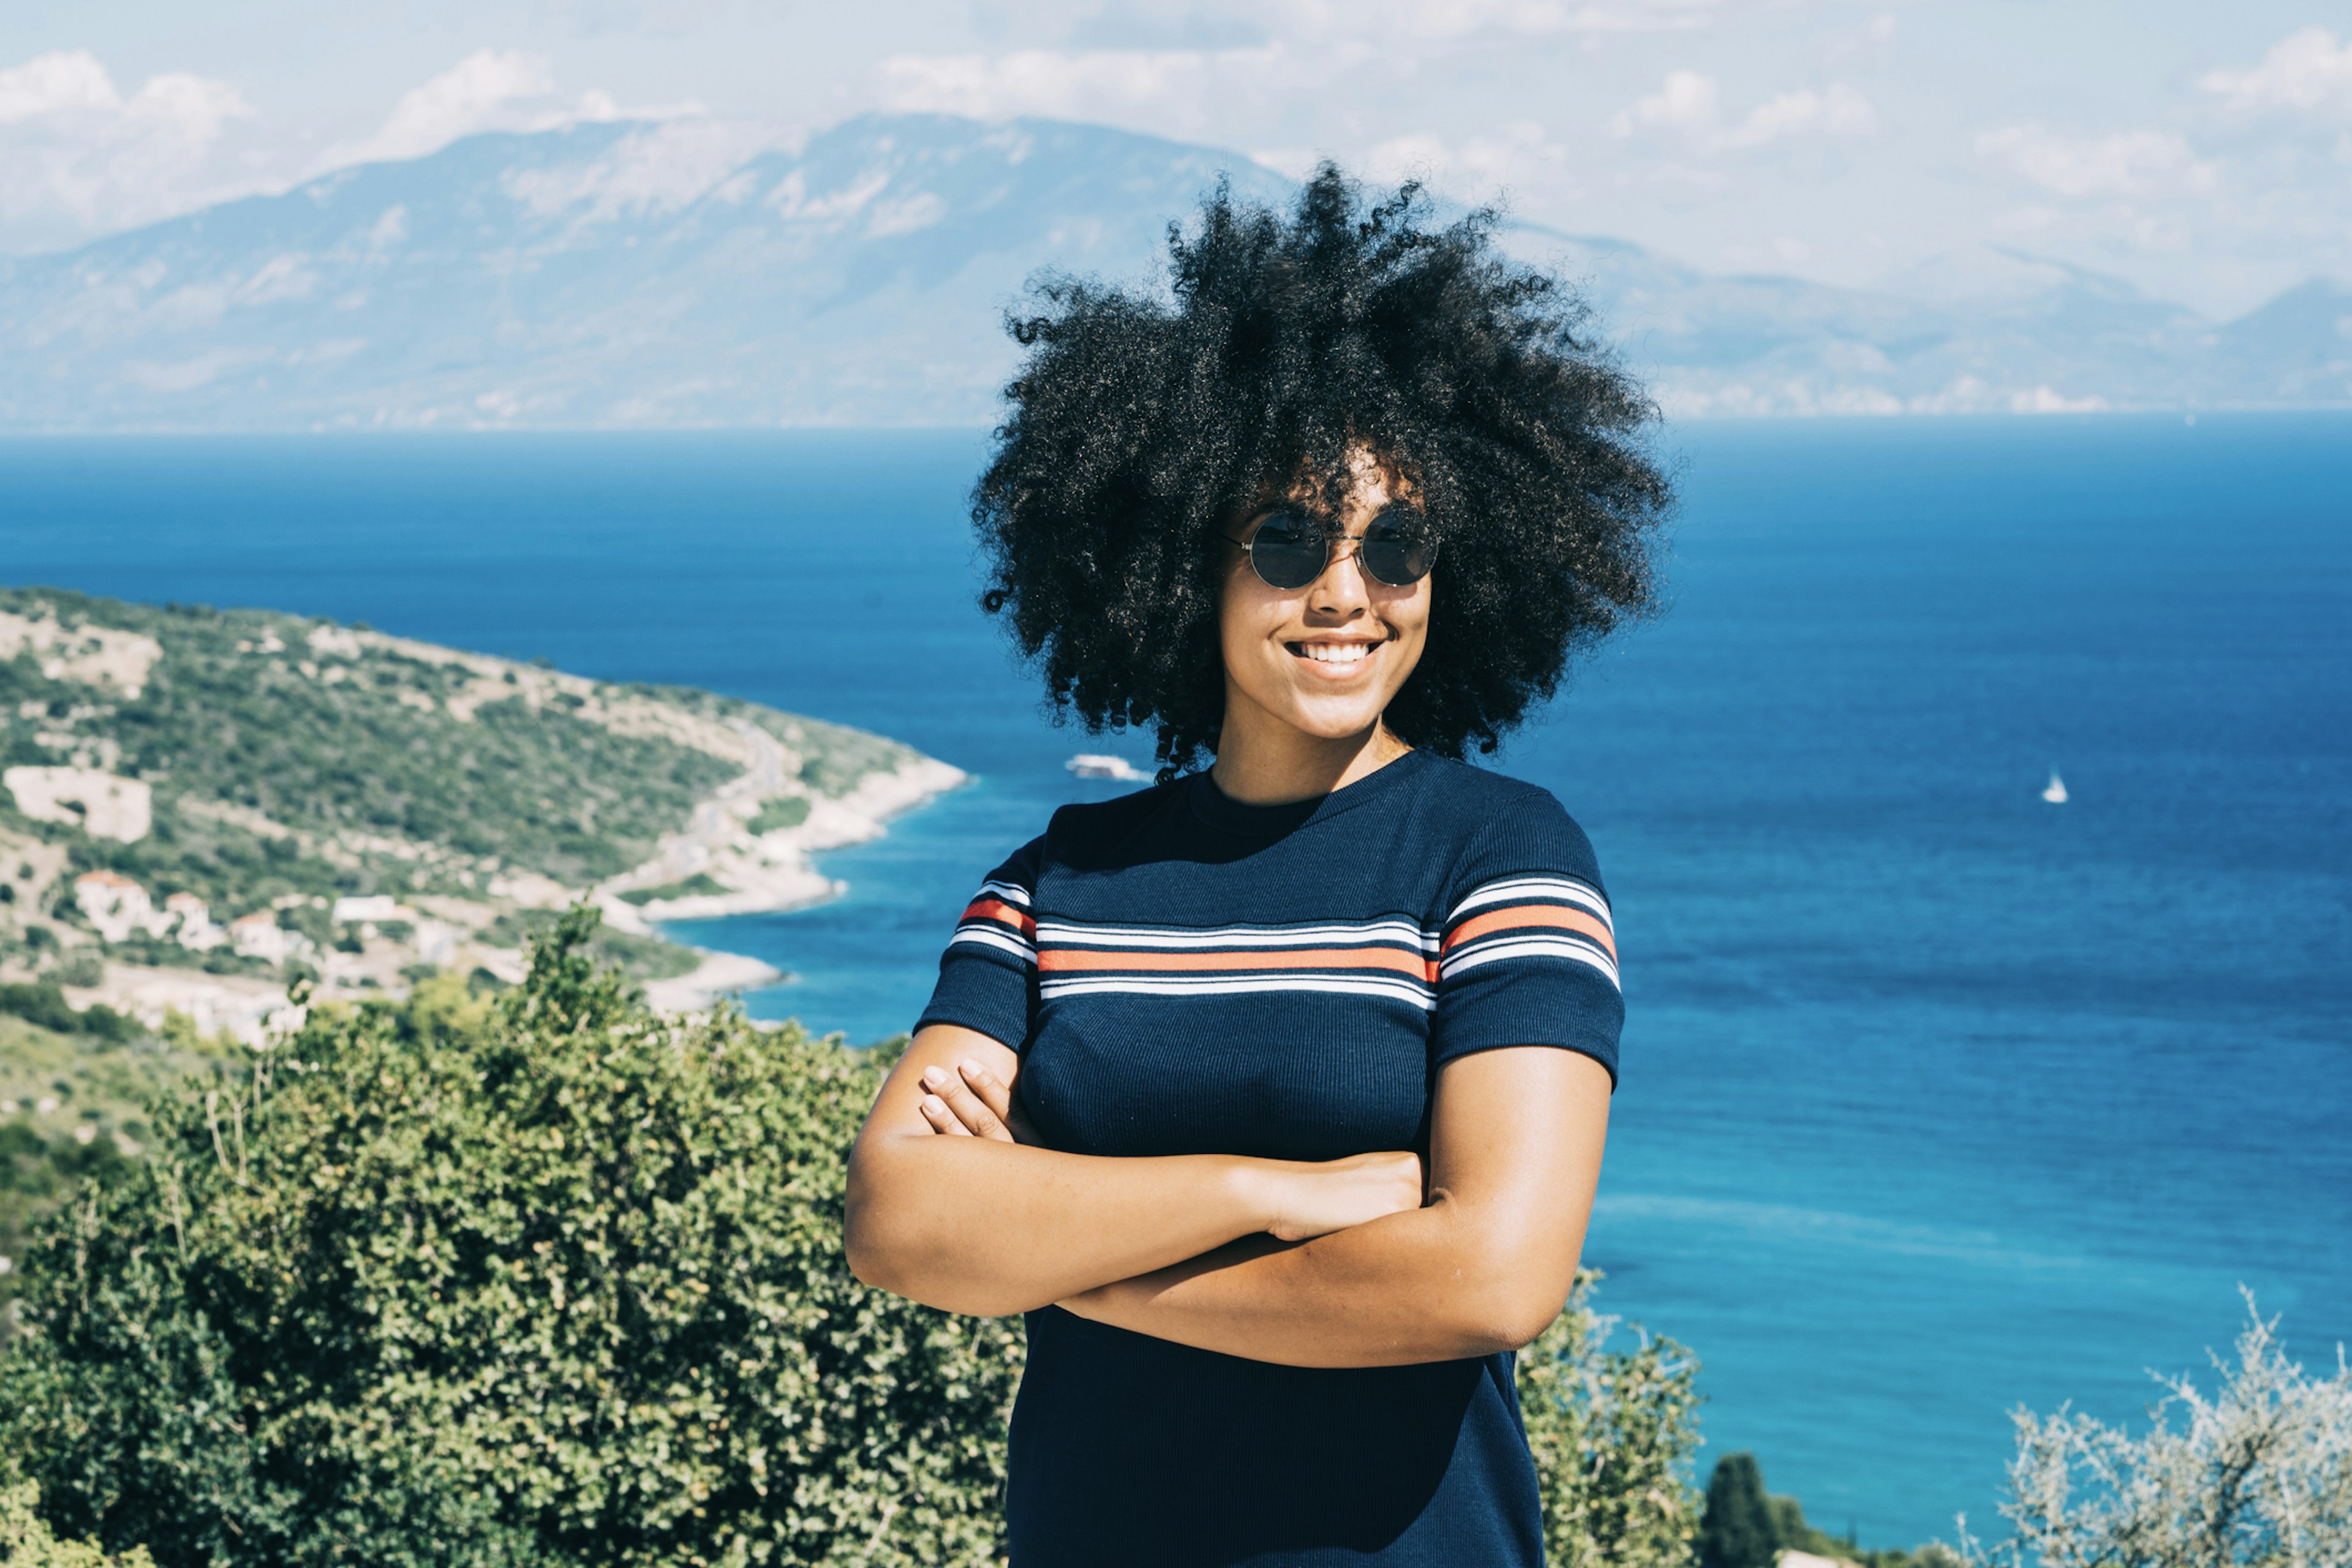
xmin=0 ymin=585 xmax=956 ymax=1017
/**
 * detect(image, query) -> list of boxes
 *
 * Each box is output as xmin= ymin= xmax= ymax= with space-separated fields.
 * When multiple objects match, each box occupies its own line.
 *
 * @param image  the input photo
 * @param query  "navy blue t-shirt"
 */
xmin=916 ymin=749 xmax=1622 ymax=1567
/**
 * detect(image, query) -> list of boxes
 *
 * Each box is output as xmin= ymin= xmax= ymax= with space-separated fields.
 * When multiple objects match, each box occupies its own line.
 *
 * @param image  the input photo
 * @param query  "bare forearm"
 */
xmin=845 ymin=1133 xmax=1276 ymax=1316
xmin=1059 ymin=1195 xmax=1579 ymax=1368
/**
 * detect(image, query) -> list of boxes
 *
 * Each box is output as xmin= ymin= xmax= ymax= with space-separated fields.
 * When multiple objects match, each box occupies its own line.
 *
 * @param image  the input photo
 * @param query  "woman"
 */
xmin=846 ymin=167 xmax=1670 ymax=1566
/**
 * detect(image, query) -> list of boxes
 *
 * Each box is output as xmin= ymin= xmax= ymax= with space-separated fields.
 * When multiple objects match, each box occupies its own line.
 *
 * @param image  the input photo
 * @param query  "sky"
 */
xmin=2 ymin=1 xmax=2346 ymax=318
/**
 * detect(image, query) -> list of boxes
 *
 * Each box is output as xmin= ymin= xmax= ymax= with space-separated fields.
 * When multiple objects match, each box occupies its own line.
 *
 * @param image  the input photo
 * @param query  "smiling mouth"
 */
xmin=1287 ymin=638 xmax=1387 ymax=670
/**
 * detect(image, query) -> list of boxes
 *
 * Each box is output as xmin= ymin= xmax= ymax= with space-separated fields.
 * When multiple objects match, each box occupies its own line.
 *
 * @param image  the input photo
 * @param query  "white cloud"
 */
xmin=1975 ymin=124 xmax=2217 ymax=198
xmin=2200 ymin=26 xmax=2352 ymax=115
xmin=0 ymin=50 xmax=121 ymax=122
xmin=318 ymin=49 xmax=677 ymax=172
xmin=873 ymin=45 xmax=1302 ymax=129
xmin=0 ymin=50 xmax=255 ymax=241
xmin=1610 ymin=70 xmax=1874 ymax=151
xmin=1390 ymin=0 xmax=1719 ymax=39
xmin=1359 ymin=119 xmax=1572 ymax=197
xmin=1615 ymin=69 xmax=1720 ymax=138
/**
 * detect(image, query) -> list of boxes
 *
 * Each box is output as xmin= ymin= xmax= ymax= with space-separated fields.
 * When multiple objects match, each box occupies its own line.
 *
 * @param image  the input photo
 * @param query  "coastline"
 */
xmin=614 ymin=755 xmax=970 ymax=1014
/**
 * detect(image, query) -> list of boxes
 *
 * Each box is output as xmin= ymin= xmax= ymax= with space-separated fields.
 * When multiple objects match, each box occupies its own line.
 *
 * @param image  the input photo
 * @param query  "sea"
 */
xmin=4 ymin=415 xmax=2347 ymax=1548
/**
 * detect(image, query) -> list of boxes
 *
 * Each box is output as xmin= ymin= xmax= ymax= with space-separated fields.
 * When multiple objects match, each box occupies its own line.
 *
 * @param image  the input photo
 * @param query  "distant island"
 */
xmin=0 ymin=586 xmax=964 ymax=1044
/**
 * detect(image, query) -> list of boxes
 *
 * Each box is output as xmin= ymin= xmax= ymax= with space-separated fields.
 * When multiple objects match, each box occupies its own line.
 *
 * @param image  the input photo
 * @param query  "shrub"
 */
xmin=0 ymin=1481 xmax=154 ymax=1567
xmin=1965 ymin=1294 xmax=2352 ymax=1568
xmin=0 ymin=984 xmax=140 ymax=1042
xmin=0 ymin=983 xmax=82 ymax=1034
xmin=0 ymin=908 xmax=1023 ymax=1566
xmin=1519 ymin=1268 xmax=1706 ymax=1568
xmin=52 ymin=952 xmax=104 ymax=989
xmin=748 ymin=799 xmax=812 ymax=837
xmin=617 ymin=873 xmax=728 ymax=907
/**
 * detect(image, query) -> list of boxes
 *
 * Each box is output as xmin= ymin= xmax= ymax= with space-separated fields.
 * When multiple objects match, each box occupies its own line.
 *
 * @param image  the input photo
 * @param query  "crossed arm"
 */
xmin=842 ymin=1023 xmax=1613 ymax=1368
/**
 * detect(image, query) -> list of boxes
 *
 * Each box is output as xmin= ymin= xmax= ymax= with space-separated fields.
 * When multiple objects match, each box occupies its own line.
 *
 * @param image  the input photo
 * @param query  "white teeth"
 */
xmin=1301 ymin=643 xmax=1370 ymax=665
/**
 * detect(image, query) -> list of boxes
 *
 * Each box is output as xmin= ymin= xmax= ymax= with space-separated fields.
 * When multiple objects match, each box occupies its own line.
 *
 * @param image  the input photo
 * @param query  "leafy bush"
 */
xmin=0 ymin=1481 xmax=154 ymax=1567
xmin=748 ymin=799 xmax=812 ymax=837
xmin=0 ymin=983 xmax=138 ymax=1042
xmin=0 ymin=1121 xmax=132 ymax=1342
xmin=1966 ymin=1295 xmax=2352 ymax=1568
xmin=50 ymin=952 xmax=105 ymax=990
xmin=0 ymin=984 xmax=83 ymax=1035
xmin=617 ymin=873 xmax=728 ymax=906
xmin=0 ymin=908 xmax=1023 ymax=1566
xmin=1518 ymin=1268 xmax=1706 ymax=1568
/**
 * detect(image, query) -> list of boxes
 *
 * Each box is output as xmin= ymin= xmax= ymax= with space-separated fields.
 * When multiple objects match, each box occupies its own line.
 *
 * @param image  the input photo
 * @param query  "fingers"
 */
xmin=918 ymin=1061 xmax=1013 ymax=1141
xmin=956 ymin=1057 xmax=1017 ymax=1128
xmin=918 ymin=1093 xmax=974 ymax=1136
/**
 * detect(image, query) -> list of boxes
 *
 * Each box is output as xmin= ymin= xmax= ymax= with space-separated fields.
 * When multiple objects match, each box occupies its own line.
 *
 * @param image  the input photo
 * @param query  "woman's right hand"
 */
xmin=1259 ymin=1151 xmax=1425 ymax=1242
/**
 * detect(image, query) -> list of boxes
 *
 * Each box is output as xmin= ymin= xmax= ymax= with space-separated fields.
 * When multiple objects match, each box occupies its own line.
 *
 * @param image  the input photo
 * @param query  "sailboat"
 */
xmin=2041 ymin=770 xmax=2068 ymax=804
xmin=1067 ymin=753 xmax=1147 ymax=782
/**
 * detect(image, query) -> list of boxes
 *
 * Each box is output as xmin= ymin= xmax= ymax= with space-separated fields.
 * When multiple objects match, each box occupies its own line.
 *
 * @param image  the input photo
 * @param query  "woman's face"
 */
xmin=1217 ymin=450 xmax=1432 ymax=747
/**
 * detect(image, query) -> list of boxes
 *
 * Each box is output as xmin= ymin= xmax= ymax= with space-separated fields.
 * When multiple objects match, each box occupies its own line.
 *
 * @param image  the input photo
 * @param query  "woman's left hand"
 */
xmin=916 ymin=1056 xmax=1038 ymax=1144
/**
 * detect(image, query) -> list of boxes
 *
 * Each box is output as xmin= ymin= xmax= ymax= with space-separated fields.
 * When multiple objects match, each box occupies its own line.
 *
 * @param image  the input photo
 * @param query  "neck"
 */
xmin=1209 ymin=696 xmax=1410 ymax=806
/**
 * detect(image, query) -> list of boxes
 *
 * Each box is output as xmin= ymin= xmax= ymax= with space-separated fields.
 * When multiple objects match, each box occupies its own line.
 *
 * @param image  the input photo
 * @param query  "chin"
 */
xmin=1283 ymin=698 xmax=1391 ymax=739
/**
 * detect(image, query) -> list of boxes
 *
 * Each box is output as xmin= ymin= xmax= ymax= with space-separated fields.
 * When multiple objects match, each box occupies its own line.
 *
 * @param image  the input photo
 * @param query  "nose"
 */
xmin=1308 ymin=535 xmax=1374 ymax=619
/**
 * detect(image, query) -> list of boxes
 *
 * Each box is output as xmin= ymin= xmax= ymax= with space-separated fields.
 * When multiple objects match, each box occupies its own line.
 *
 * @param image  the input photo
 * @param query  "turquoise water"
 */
xmin=4 ymin=417 xmax=2346 ymax=1547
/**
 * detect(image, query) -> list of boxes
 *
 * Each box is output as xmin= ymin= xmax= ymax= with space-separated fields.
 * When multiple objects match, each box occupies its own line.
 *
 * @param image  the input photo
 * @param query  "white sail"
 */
xmin=2041 ymin=771 xmax=2068 ymax=804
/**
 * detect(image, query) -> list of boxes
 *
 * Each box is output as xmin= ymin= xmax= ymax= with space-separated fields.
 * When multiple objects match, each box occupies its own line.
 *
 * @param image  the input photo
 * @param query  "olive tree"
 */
xmin=1518 ymin=1267 xmax=1706 ymax=1568
xmin=1966 ymin=1295 xmax=2352 ymax=1568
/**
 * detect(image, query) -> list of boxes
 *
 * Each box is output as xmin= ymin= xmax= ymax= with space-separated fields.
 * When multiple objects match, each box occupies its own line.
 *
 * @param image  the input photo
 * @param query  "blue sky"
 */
xmin=3 ymin=1 xmax=2345 ymax=315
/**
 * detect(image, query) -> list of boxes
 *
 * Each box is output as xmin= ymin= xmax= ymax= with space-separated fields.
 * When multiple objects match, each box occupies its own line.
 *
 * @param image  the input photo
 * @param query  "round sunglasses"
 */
xmin=1224 ymin=505 xmax=1439 ymax=590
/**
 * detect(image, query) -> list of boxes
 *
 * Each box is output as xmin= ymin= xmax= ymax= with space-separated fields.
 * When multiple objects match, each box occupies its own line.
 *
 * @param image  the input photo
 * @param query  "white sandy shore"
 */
xmin=607 ymin=753 xmax=969 ymax=1012
xmin=641 ymin=949 xmax=788 ymax=1015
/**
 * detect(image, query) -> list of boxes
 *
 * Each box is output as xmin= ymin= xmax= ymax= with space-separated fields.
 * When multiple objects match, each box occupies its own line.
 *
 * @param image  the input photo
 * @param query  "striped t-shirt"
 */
xmin=916 ymin=747 xmax=1621 ymax=1568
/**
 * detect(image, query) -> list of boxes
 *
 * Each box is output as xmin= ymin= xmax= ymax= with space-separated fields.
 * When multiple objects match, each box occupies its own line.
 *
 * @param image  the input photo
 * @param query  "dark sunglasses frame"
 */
xmin=1224 ymin=504 xmax=1440 ymax=591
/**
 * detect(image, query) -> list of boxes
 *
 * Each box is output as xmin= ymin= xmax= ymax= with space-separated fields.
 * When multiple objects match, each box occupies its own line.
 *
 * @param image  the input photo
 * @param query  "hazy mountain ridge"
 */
xmin=0 ymin=112 xmax=2343 ymax=428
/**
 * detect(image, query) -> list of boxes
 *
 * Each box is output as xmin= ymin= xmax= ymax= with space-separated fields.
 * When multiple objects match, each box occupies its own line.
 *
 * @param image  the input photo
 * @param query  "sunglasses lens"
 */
xmin=1248 ymin=513 xmax=1329 ymax=589
xmin=1359 ymin=511 xmax=1437 ymax=586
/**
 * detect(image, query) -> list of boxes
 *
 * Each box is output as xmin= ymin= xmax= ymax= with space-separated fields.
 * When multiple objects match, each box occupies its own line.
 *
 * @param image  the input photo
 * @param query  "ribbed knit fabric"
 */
xmin=916 ymin=748 xmax=1622 ymax=1567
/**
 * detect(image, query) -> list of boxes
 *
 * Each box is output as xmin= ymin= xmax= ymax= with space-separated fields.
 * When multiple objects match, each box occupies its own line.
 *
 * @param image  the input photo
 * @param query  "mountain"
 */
xmin=0 ymin=115 xmax=1291 ymax=429
xmin=0 ymin=586 xmax=962 ymax=1040
xmin=0 ymin=111 xmax=2343 ymax=426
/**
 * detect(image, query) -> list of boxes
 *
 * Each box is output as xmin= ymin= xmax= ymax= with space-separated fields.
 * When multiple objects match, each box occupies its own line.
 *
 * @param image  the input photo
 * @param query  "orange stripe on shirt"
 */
xmin=1442 ymin=905 xmax=1615 ymax=960
xmin=1039 ymin=946 xmax=1439 ymax=982
xmin=960 ymin=898 xmax=1037 ymax=937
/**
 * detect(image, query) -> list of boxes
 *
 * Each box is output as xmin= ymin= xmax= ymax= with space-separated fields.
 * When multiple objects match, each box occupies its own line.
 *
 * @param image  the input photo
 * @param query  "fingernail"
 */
xmin=921 ymin=1066 xmax=948 ymax=1088
xmin=921 ymin=1094 xmax=945 ymax=1113
xmin=957 ymin=1058 xmax=984 ymax=1078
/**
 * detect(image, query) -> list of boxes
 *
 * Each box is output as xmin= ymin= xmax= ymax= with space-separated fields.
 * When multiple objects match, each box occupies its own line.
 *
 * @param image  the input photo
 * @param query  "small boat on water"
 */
xmin=1068 ymin=753 xmax=1148 ymax=782
xmin=2041 ymin=770 xmax=2068 ymax=804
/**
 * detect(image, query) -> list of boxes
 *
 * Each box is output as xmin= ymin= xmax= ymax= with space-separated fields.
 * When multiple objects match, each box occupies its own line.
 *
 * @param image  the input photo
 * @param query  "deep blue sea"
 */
xmin=5 ymin=416 xmax=2347 ymax=1548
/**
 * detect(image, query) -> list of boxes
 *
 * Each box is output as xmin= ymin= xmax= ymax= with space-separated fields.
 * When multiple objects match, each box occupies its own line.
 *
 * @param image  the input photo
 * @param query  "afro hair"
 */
xmin=973 ymin=164 xmax=1673 ymax=777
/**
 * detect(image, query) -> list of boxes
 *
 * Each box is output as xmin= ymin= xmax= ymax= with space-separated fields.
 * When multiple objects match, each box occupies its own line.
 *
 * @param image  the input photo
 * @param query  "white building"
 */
xmin=164 ymin=891 xmax=227 ymax=951
xmin=331 ymin=894 xmax=402 ymax=924
xmin=74 ymin=869 xmax=157 ymax=942
xmin=227 ymin=911 xmax=303 ymax=964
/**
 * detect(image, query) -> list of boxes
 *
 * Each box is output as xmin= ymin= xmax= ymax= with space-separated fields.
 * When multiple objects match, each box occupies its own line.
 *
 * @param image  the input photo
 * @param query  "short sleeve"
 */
xmin=912 ymin=836 xmax=1043 ymax=1052
xmin=1428 ymin=791 xmax=1623 ymax=1086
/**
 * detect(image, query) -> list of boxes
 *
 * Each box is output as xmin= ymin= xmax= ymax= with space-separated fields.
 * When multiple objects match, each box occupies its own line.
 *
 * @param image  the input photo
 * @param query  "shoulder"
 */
xmin=1032 ymin=780 xmax=1184 ymax=870
xmin=1408 ymin=756 xmax=1605 ymax=901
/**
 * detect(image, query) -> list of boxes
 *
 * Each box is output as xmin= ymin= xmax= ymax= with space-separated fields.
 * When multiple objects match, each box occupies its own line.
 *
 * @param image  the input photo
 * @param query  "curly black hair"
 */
xmin=973 ymin=164 xmax=1672 ymax=777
